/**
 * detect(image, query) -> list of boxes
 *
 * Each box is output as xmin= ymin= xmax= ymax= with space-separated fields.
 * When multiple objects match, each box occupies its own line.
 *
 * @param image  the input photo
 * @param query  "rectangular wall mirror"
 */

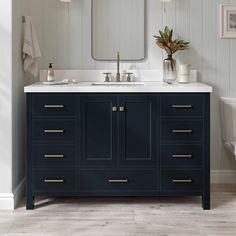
xmin=92 ymin=0 xmax=145 ymax=61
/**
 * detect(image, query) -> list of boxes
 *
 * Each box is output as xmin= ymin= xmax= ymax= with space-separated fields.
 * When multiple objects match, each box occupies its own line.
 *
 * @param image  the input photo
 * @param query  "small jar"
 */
xmin=178 ymin=64 xmax=191 ymax=83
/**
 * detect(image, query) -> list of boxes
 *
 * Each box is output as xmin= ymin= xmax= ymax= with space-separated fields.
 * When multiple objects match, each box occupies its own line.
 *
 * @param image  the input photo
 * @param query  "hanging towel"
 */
xmin=23 ymin=16 xmax=41 ymax=77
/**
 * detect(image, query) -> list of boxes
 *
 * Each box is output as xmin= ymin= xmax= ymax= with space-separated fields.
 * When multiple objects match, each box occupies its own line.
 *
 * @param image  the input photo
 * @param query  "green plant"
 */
xmin=154 ymin=26 xmax=190 ymax=57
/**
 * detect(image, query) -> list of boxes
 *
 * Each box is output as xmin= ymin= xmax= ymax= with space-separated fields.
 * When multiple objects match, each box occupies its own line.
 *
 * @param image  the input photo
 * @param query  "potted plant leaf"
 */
xmin=154 ymin=26 xmax=189 ymax=83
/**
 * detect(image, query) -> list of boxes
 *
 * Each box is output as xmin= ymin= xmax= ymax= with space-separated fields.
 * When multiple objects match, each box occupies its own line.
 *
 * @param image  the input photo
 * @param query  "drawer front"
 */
xmin=32 ymin=145 xmax=76 ymax=167
xmin=161 ymin=95 xmax=203 ymax=117
xmin=161 ymin=170 xmax=202 ymax=192
xmin=32 ymin=120 xmax=76 ymax=142
xmin=161 ymin=145 xmax=203 ymax=167
xmin=161 ymin=120 xmax=203 ymax=143
xmin=32 ymin=94 xmax=76 ymax=117
xmin=80 ymin=169 xmax=157 ymax=192
xmin=33 ymin=170 xmax=76 ymax=192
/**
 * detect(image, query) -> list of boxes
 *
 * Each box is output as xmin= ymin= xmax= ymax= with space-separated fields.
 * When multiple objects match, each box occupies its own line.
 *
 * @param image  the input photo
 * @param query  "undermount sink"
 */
xmin=91 ymin=82 xmax=145 ymax=86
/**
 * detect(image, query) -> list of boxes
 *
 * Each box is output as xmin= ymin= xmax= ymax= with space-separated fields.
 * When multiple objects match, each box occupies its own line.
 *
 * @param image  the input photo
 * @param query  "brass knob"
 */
xmin=119 ymin=107 xmax=125 ymax=112
xmin=112 ymin=106 xmax=118 ymax=112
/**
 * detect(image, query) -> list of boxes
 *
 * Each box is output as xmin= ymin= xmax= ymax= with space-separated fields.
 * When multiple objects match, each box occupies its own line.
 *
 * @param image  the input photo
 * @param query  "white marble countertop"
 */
xmin=24 ymin=82 xmax=212 ymax=93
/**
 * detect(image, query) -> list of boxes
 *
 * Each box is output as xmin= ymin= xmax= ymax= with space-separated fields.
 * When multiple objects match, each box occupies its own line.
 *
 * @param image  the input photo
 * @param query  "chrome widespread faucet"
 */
xmin=116 ymin=52 xmax=121 ymax=82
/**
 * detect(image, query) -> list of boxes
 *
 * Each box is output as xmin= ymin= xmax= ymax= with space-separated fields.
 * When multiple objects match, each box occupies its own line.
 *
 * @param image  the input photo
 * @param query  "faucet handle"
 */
xmin=125 ymin=72 xmax=134 ymax=82
xmin=103 ymin=72 xmax=112 ymax=82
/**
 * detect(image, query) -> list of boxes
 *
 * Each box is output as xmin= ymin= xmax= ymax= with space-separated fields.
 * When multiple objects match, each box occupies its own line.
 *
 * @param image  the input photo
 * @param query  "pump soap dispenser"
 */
xmin=47 ymin=63 xmax=55 ymax=82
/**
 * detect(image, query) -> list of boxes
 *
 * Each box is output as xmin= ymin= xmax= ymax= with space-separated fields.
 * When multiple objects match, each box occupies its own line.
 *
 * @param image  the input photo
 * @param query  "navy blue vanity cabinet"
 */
xmin=26 ymin=93 xmax=210 ymax=210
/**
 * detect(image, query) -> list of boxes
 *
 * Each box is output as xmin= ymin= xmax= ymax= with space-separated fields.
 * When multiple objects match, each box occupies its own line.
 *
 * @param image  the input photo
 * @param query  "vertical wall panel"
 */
xmin=189 ymin=0 xmax=204 ymax=79
xmin=149 ymin=0 xmax=163 ymax=69
xmin=81 ymin=0 xmax=96 ymax=69
xmin=176 ymin=0 xmax=190 ymax=65
xmin=230 ymin=0 xmax=236 ymax=97
xmin=203 ymin=0 xmax=218 ymax=170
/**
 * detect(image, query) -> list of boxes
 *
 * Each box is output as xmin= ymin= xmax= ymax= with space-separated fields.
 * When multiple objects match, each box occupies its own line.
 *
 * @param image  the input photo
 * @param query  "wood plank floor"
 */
xmin=0 ymin=185 xmax=236 ymax=236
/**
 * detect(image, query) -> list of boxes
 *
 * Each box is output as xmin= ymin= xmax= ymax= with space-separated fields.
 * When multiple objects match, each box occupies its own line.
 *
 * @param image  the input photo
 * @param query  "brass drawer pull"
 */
xmin=44 ymin=179 xmax=64 ymax=183
xmin=112 ymin=106 xmax=118 ymax=112
xmin=44 ymin=154 xmax=64 ymax=158
xmin=172 ymin=179 xmax=193 ymax=183
xmin=119 ymin=107 xmax=125 ymax=112
xmin=172 ymin=105 xmax=193 ymax=109
xmin=172 ymin=154 xmax=192 ymax=158
xmin=44 ymin=105 xmax=64 ymax=108
xmin=44 ymin=130 xmax=64 ymax=133
xmin=108 ymin=179 xmax=128 ymax=183
xmin=172 ymin=130 xmax=193 ymax=133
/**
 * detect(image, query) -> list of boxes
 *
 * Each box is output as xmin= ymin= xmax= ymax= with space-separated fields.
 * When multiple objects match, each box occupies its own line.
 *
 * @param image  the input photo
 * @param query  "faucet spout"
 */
xmin=116 ymin=52 xmax=121 ymax=82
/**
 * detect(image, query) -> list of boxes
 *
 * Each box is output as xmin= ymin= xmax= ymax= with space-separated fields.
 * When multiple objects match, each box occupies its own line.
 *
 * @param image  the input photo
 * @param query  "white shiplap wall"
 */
xmin=28 ymin=0 xmax=236 ymax=172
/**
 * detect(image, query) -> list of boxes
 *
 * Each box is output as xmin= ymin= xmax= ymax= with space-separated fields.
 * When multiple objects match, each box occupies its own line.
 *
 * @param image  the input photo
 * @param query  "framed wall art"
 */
xmin=220 ymin=4 xmax=236 ymax=38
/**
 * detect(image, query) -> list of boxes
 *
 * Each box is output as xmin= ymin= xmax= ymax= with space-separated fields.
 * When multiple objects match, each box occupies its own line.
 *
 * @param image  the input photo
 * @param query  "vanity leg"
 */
xmin=202 ymin=194 xmax=210 ymax=210
xmin=26 ymin=195 xmax=34 ymax=210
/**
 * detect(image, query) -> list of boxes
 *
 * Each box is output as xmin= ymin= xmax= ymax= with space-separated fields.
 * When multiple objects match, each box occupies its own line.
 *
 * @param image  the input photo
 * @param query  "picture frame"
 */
xmin=220 ymin=4 xmax=236 ymax=38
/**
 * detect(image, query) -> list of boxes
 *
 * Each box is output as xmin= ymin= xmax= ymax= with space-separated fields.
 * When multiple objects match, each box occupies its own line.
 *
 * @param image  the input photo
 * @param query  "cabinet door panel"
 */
xmin=119 ymin=95 xmax=159 ymax=166
xmin=80 ymin=95 xmax=118 ymax=166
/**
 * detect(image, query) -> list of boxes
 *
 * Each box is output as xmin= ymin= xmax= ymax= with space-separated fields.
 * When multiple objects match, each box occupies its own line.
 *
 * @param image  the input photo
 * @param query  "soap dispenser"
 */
xmin=47 ymin=63 xmax=55 ymax=82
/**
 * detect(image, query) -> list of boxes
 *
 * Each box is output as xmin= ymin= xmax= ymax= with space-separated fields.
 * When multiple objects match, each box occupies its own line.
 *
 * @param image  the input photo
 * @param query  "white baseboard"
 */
xmin=211 ymin=170 xmax=236 ymax=184
xmin=0 ymin=193 xmax=14 ymax=210
xmin=0 ymin=178 xmax=25 ymax=210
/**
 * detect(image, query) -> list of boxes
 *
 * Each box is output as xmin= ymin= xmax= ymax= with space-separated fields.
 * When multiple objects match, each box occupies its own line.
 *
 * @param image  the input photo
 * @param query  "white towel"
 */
xmin=23 ymin=16 xmax=41 ymax=77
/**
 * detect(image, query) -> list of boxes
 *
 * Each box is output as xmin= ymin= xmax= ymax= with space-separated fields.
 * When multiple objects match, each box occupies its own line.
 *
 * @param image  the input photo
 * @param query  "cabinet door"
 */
xmin=80 ymin=95 xmax=118 ymax=167
xmin=119 ymin=95 xmax=159 ymax=167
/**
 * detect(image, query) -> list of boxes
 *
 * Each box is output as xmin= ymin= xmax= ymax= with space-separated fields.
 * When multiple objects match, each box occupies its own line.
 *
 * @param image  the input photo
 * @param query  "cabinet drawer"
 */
xmin=161 ymin=170 xmax=202 ymax=192
xmin=80 ymin=169 xmax=157 ymax=192
xmin=32 ymin=120 xmax=76 ymax=142
xmin=161 ymin=95 xmax=203 ymax=117
xmin=161 ymin=120 xmax=203 ymax=143
xmin=33 ymin=170 xmax=76 ymax=192
xmin=161 ymin=145 xmax=202 ymax=167
xmin=32 ymin=145 xmax=76 ymax=167
xmin=32 ymin=94 xmax=76 ymax=117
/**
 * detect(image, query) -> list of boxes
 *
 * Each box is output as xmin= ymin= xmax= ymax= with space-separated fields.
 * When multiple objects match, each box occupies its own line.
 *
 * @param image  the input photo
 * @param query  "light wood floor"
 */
xmin=0 ymin=185 xmax=236 ymax=236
